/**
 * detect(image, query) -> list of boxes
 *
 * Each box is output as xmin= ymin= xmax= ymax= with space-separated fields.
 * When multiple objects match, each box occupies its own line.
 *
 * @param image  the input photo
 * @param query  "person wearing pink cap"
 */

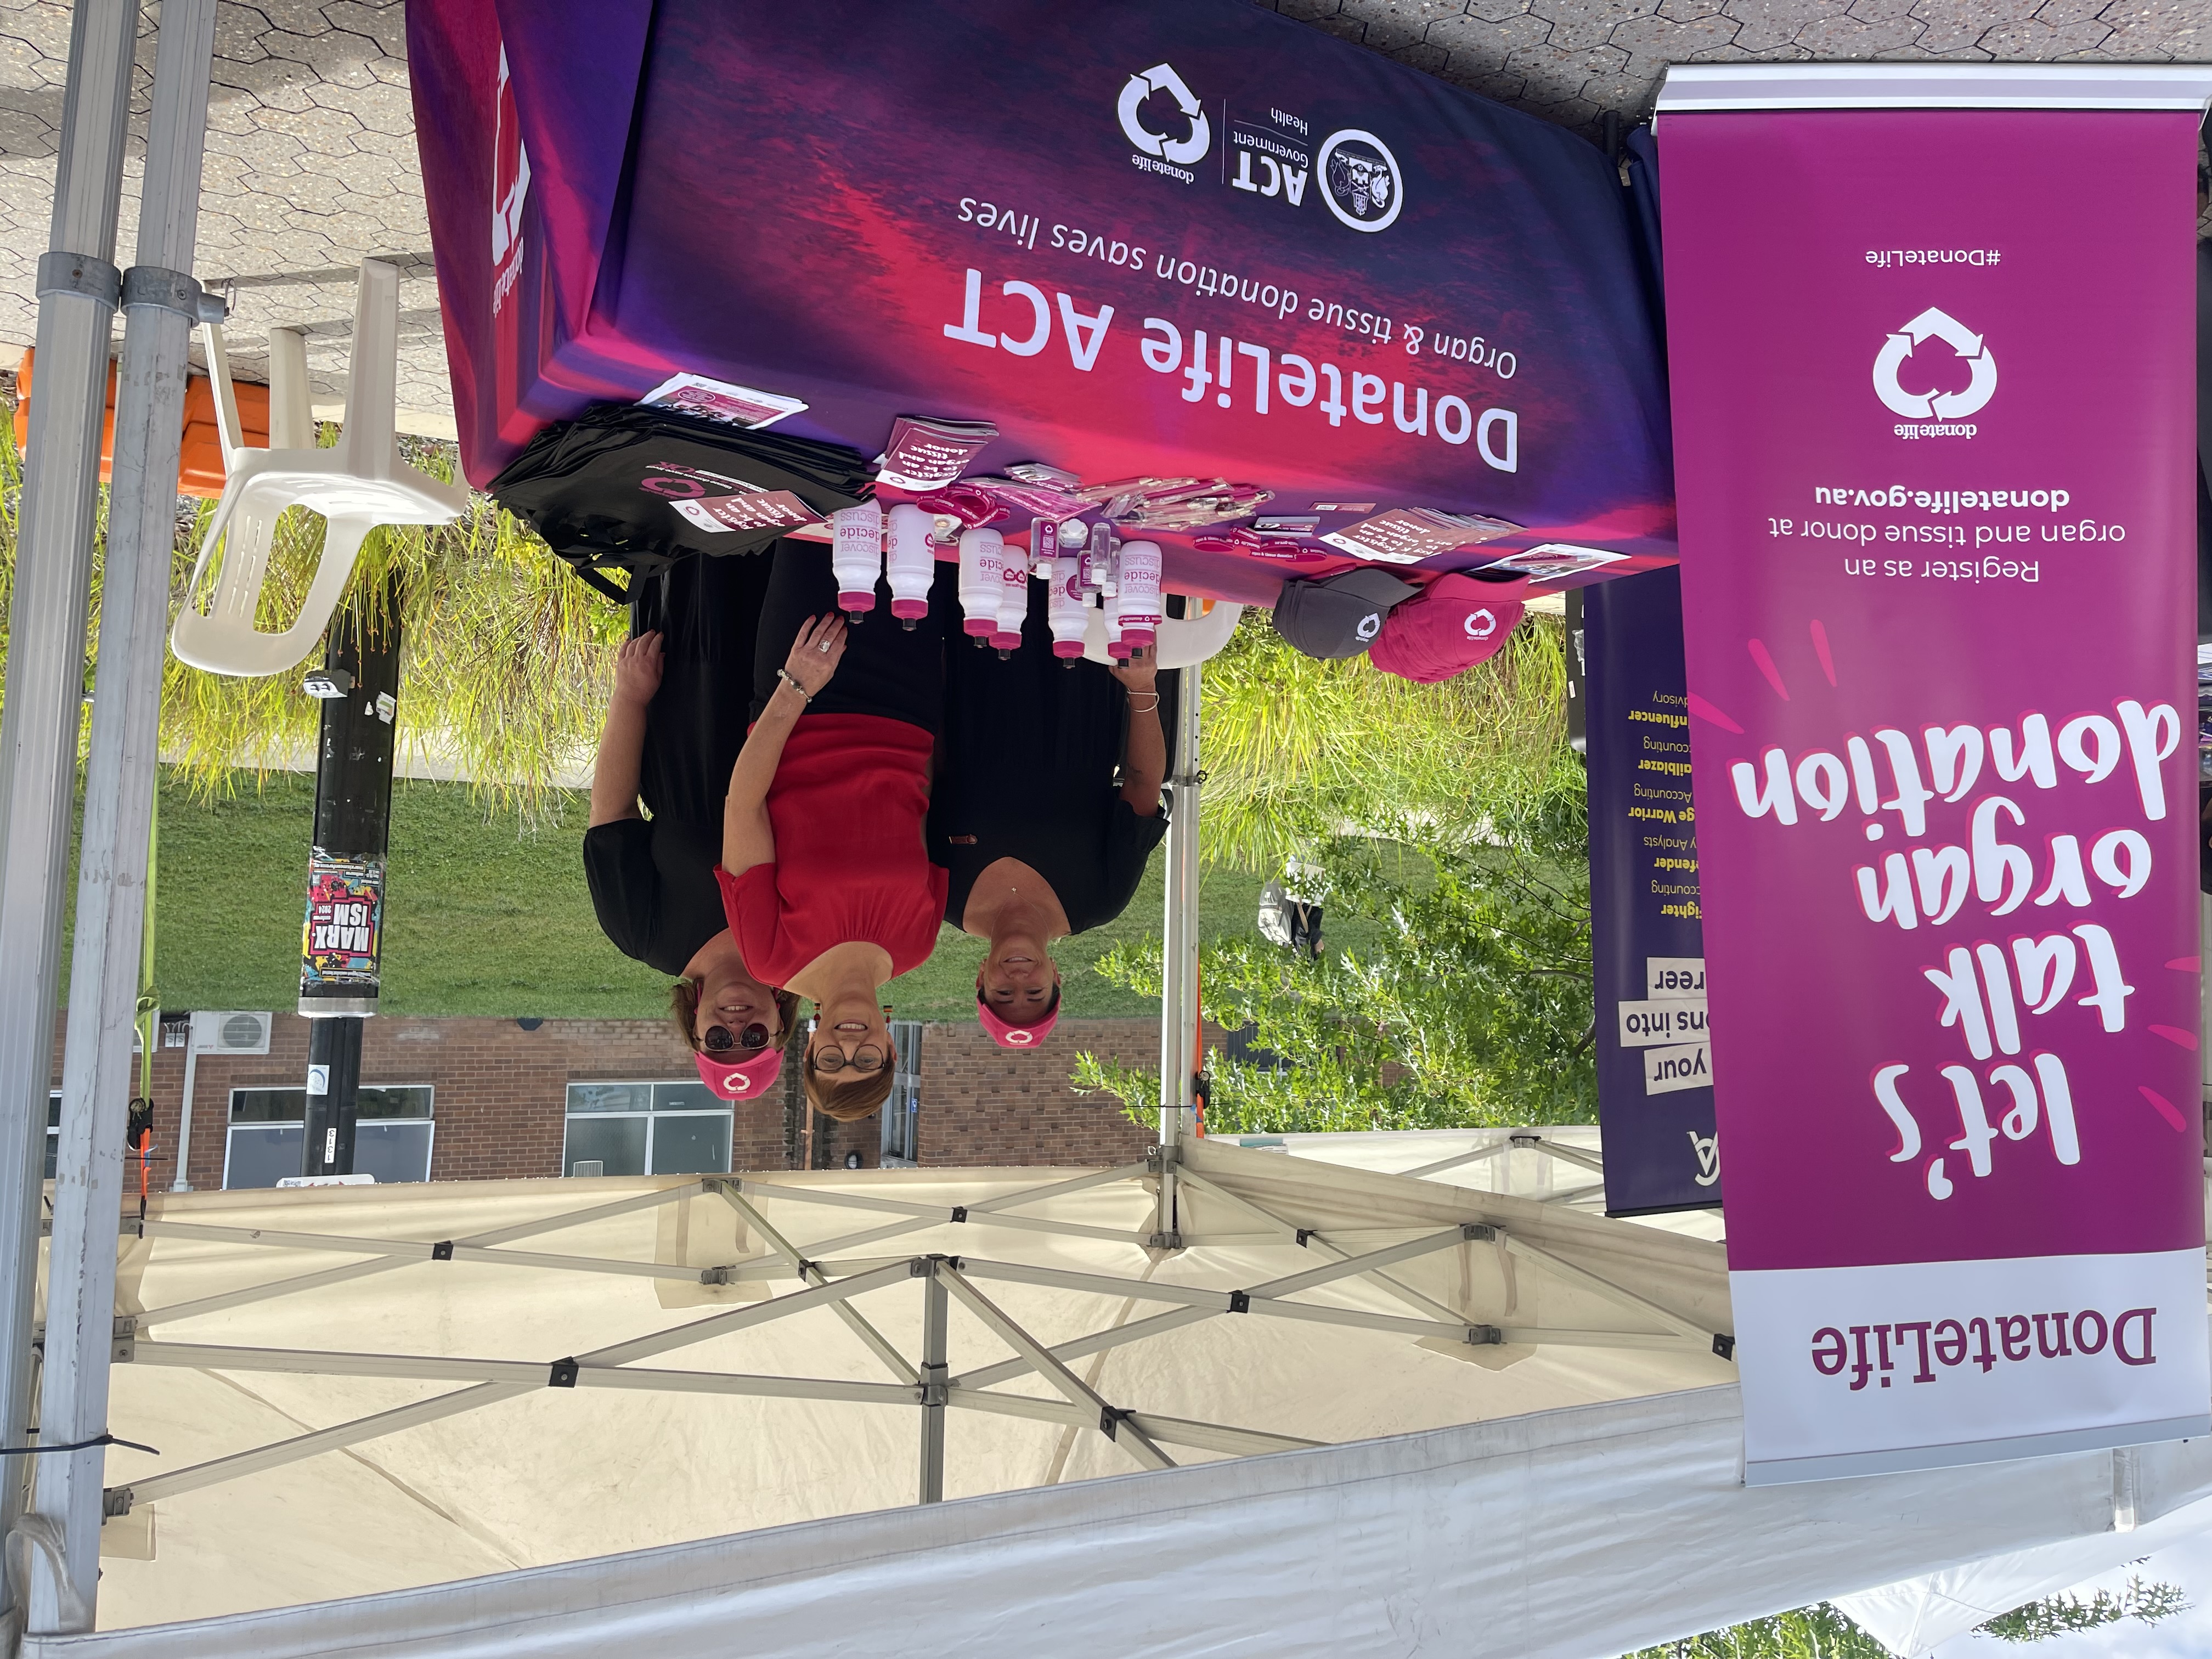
xmin=929 ymin=571 xmax=1173 ymax=1051
xmin=1368 ymin=570 xmax=1530 ymax=684
xmin=585 ymin=552 xmax=799 ymax=1088
xmin=718 ymin=543 xmax=948 ymax=1120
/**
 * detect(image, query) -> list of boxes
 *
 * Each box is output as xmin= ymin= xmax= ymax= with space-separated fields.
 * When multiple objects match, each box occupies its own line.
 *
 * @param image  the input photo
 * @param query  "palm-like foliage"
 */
xmin=0 ymin=407 xmax=624 ymax=825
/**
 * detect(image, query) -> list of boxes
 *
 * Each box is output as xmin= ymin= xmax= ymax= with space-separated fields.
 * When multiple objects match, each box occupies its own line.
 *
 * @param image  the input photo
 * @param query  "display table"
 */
xmin=410 ymin=0 xmax=1674 ymax=601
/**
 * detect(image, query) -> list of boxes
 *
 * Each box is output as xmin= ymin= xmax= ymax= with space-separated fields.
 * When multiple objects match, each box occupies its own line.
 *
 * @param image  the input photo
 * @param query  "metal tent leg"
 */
xmin=1155 ymin=661 xmax=1202 ymax=1244
xmin=0 ymin=0 xmax=140 ymax=1622
xmin=32 ymin=0 xmax=222 ymax=1634
xmin=918 ymin=1264 xmax=947 ymax=1505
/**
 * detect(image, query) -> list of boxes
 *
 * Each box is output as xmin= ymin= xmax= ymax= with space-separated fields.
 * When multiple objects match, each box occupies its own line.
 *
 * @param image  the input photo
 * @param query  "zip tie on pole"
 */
xmin=0 ymin=1431 xmax=159 ymax=1458
xmin=34 ymin=251 xmax=121 ymax=306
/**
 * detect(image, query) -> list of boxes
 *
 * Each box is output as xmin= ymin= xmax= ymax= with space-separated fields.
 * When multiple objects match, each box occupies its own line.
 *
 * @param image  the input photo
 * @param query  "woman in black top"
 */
xmin=928 ymin=571 xmax=1175 ymax=1047
xmin=582 ymin=551 xmax=795 ymax=1065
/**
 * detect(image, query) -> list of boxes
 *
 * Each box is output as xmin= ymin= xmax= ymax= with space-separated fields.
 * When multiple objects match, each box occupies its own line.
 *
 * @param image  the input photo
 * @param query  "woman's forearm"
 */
xmin=1120 ymin=686 xmax=1167 ymax=815
xmin=723 ymin=680 xmax=808 ymax=870
xmin=588 ymin=696 xmax=649 ymax=827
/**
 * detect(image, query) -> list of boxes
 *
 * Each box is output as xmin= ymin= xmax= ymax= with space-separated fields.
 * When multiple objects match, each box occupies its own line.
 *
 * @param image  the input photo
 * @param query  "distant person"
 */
xmin=929 ymin=575 xmax=1172 ymax=1049
xmin=583 ymin=552 xmax=795 ymax=1101
xmin=719 ymin=542 xmax=947 ymax=1120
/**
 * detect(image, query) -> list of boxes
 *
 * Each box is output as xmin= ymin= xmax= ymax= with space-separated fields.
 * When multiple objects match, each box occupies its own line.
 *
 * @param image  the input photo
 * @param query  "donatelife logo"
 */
xmin=1317 ymin=129 xmax=1403 ymax=233
xmin=1466 ymin=607 xmax=1499 ymax=640
xmin=1119 ymin=64 xmax=1209 ymax=167
xmin=1873 ymin=307 xmax=1996 ymax=421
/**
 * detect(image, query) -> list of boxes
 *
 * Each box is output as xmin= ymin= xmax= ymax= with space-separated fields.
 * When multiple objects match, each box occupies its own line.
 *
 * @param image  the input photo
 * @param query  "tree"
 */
xmin=1074 ymin=794 xmax=1595 ymax=1133
xmin=1619 ymin=1578 xmax=2188 ymax=1658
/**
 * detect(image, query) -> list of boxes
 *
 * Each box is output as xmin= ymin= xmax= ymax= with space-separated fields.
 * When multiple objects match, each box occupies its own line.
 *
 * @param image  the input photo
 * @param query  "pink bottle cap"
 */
xmin=963 ymin=618 xmax=995 ymax=637
xmin=1107 ymin=640 xmax=1133 ymax=659
xmin=1121 ymin=627 xmax=1156 ymax=648
xmin=1052 ymin=640 xmax=1085 ymax=658
xmin=990 ymin=629 xmax=1021 ymax=652
xmin=890 ymin=598 xmax=929 ymax=620
xmin=839 ymin=590 xmax=877 ymax=613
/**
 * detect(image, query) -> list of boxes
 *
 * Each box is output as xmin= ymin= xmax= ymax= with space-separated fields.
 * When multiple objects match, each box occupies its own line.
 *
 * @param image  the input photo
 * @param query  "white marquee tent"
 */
xmin=10 ymin=1131 xmax=2204 ymax=1658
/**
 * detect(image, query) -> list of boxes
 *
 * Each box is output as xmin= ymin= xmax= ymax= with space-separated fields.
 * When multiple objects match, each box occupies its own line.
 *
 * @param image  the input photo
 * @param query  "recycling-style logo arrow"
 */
xmin=1118 ymin=63 xmax=1210 ymax=166
xmin=1872 ymin=307 xmax=1997 ymax=420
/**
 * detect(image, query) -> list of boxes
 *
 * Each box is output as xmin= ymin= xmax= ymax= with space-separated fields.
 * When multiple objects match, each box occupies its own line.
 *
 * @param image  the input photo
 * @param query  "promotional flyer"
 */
xmin=1585 ymin=568 xmax=1720 ymax=1214
xmin=409 ymin=0 xmax=1676 ymax=582
xmin=1661 ymin=95 xmax=2210 ymax=1482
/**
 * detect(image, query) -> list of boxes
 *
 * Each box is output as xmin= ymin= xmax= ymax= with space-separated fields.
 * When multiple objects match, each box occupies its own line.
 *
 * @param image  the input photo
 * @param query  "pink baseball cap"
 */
xmin=1369 ymin=573 xmax=1528 ymax=684
xmin=977 ymin=986 xmax=1060 ymax=1049
xmin=695 ymin=1045 xmax=783 ymax=1101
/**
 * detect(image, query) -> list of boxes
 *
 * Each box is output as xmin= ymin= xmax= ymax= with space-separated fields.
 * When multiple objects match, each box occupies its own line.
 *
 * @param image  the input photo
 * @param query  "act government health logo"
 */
xmin=1318 ymin=128 xmax=1402 ymax=232
xmin=1119 ymin=63 xmax=1210 ymax=167
xmin=1872 ymin=307 xmax=1996 ymax=421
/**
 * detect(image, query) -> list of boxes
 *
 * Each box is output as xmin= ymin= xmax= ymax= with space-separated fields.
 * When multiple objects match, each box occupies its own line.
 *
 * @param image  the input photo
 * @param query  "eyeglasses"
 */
xmin=704 ymin=1022 xmax=770 ymax=1053
xmin=814 ymin=1042 xmax=884 ymax=1074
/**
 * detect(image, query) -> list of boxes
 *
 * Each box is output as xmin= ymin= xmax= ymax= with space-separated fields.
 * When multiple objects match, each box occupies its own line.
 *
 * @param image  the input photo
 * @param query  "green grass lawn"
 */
xmin=119 ymin=769 xmax=1317 ymax=1022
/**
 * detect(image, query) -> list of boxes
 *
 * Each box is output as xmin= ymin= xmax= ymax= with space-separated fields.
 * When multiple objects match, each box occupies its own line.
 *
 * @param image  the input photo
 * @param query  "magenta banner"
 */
xmin=1658 ymin=74 xmax=2212 ymax=1483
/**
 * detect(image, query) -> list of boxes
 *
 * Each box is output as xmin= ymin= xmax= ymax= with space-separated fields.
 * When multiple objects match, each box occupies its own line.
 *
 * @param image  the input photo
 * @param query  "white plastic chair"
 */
xmin=1081 ymin=597 xmax=1243 ymax=668
xmin=171 ymin=258 xmax=470 ymax=677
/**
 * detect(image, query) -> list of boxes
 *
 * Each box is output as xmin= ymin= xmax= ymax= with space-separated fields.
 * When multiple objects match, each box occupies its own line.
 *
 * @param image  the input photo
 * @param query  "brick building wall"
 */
xmin=50 ymin=1011 xmax=1159 ymax=1189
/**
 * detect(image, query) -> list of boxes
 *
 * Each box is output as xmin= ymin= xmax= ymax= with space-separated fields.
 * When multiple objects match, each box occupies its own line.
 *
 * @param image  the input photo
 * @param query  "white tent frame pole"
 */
xmin=1156 ymin=662 xmax=1203 ymax=1235
xmin=918 ymin=1266 xmax=947 ymax=1504
xmin=34 ymin=0 xmax=221 ymax=1633
xmin=1400 ymin=1141 xmax=1516 ymax=1180
xmin=114 ymin=1260 xmax=923 ymax=1510
xmin=713 ymin=1187 xmax=917 ymax=1385
xmin=937 ymin=1267 xmax=1175 ymax=1472
xmin=0 ymin=3 xmax=140 ymax=1617
xmin=728 ymin=1178 xmax=1147 ymax=1246
xmin=1498 ymin=1233 xmax=1718 ymax=1346
xmin=132 ymin=1182 xmax=716 ymax=1326
xmin=952 ymin=1226 xmax=1482 ymax=1390
xmin=1169 ymin=1166 xmax=1470 ymax=1328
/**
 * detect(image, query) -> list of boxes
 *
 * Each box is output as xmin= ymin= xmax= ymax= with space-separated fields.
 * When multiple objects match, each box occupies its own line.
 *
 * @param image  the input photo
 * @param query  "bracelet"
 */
xmin=1126 ymin=692 xmax=1160 ymax=712
xmin=775 ymin=668 xmax=814 ymax=703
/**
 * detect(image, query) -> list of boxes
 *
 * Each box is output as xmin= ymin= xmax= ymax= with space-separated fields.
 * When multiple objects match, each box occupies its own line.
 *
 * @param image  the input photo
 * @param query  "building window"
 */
xmin=562 ymin=1081 xmax=731 ymax=1177
xmin=223 ymin=1085 xmax=436 ymax=1189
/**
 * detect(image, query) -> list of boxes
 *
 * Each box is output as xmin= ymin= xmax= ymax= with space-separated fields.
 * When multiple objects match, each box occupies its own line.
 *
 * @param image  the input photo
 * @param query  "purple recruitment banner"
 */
xmin=1585 ymin=568 xmax=1719 ymax=1215
xmin=1659 ymin=82 xmax=2212 ymax=1483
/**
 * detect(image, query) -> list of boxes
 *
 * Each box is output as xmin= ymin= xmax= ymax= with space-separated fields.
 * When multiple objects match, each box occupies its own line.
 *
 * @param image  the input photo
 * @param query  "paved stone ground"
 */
xmin=0 ymin=0 xmax=2202 ymax=435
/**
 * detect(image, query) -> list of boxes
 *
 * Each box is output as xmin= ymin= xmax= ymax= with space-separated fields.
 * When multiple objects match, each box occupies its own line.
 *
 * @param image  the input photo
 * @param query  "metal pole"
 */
xmin=297 ymin=574 xmax=400 ymax=1178
xmin=1155 ymin=662 xmax=1202 ymax=1241
xmin=172 ymin=1034 xmax=199 ymax=1192
xmin=918 ymin=1262 xmax=947 ymax=1504
xmin=0 ymin=0 xmax=140 ymax=1616
xmin=32 ymin=0 xmax=219 ymax=1633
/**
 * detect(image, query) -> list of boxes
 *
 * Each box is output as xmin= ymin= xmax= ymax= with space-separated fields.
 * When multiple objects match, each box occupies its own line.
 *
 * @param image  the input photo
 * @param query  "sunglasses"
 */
xmin=704 ymin=1022 xmax=770 ymax=1053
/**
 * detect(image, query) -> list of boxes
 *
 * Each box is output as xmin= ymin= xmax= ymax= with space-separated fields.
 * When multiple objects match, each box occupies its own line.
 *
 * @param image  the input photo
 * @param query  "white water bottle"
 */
xmin=957 ymin=527 xmax=1004 ymax=641
xmin=992 ymin=549 xmax=1028 ymax=655
xmin=1116 ymin=539 xmax=1162 ymax=650
xmin=1047 ymin=555 xmax=1087 ymax=660
xmin=831 ymin=503 xmax=882 ymax=617
xmin=884 ymin=503 xmax=934 ymax=629
xmin=1103 ymin=595 xmax=1128 ymax=661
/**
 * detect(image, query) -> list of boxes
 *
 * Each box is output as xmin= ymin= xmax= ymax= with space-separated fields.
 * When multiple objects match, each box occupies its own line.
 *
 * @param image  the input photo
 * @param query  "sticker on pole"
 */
xmin=302 ymin=849 xmax=384 ymax=989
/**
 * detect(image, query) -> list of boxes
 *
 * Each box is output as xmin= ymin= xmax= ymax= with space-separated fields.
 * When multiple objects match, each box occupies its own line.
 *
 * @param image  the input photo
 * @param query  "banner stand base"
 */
xmin=1747 ymin=1413 xmax=2212 ymax=1487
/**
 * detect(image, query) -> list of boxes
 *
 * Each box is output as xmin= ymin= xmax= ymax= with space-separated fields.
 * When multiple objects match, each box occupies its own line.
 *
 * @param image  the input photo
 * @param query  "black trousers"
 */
xmin=750 ymin=539 xmax=944 ymax=732
xmin=629 ymin=549 xmax=774 ymax=822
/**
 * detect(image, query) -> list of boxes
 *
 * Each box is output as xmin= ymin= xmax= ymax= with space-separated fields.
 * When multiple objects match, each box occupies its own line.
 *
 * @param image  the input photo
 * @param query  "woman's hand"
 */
xmin=1109 ymin=643 xmax=1159 ymax=693
xmin=782 ymin=613 xmax=848 ymax=697
xmin=612 ymin=630 xmax=664 ymax=709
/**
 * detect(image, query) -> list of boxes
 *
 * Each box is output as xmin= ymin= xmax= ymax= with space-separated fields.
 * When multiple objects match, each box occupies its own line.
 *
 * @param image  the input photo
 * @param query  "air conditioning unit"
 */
xmin=189 ymin=1011 xmax=273 ymax=1056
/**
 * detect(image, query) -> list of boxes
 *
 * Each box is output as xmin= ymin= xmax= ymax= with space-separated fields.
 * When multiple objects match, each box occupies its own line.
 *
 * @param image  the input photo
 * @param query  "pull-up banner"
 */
xmin=1585 ymin=568 xmax=1720 ymax=1214
xmin=1657 ymin=65 xmax=2212 ymax=1485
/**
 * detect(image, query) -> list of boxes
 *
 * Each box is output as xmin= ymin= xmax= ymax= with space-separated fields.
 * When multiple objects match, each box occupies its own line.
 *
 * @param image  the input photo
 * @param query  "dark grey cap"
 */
xmin=1269 ymin=568 xmax=1419 ymax=659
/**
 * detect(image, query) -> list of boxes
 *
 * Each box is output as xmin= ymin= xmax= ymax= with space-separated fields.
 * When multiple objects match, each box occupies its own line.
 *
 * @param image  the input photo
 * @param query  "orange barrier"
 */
xmin=14 ymin=346 xmax=271 ymax=499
